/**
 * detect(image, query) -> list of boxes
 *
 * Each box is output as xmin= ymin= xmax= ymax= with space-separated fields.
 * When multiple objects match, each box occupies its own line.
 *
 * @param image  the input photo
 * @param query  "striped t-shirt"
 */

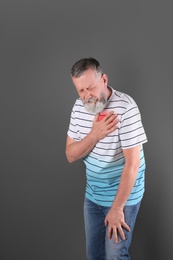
xmin=67 ymin=87 xmax=148 ymax=206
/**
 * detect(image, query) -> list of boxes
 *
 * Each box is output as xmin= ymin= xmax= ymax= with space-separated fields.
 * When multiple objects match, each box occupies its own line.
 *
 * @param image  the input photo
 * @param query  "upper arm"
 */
xmin=122 ymin=145 xmax=141 ymax=167
xmin=66 ymin=135 xmax=77 ymax=150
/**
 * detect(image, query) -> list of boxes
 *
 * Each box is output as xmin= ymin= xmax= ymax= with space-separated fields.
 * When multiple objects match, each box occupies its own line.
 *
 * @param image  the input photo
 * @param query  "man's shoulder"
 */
xmin=72 ymin=98 xmax=86 ymax=115
xmin=73 ymin=98 xmax=83 ymax=108
xmin=111 ymin=88 xmax=136 ymax=106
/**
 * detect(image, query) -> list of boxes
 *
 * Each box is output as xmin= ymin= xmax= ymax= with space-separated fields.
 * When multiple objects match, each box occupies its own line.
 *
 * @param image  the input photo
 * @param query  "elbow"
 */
xmin=66 ymin=157 xmax=75 ymax=164
xmin=65 ymin=150 xmax=75 ymax=163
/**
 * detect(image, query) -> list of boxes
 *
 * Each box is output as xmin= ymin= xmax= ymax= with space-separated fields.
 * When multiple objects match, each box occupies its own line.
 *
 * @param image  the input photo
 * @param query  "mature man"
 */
xmin=66 ymin=57 xmax=147 ymax=260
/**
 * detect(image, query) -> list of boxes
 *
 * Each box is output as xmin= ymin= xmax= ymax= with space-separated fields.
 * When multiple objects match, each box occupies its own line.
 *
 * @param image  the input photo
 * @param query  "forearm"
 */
xmin=112 ymin=163 xmax=140 ymax=210
xmin=66 ymin=131 xmax=98 ymax=163
xmin=104 ymin=146 xmax=141 ymax=242
xmin=66 ymin=112 xmax=119 ymax=163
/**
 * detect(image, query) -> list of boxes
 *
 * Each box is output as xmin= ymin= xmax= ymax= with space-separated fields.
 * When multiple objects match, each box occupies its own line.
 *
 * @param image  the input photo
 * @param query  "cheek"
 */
xmin=78 ymin=93 xmax=85 ymax=101
xmin=91 ymin=90 xmax=99 ymax=98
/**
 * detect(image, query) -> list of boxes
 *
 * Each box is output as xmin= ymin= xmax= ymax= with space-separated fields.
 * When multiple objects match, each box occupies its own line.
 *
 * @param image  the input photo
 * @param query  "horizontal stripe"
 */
xmin=67 ymin=87 xmax=147 ymax=206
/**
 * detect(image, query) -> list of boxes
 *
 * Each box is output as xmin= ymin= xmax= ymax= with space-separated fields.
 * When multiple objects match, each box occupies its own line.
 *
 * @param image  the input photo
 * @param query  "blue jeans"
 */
xmin=83 ymin=197 xmax=141 ymax=260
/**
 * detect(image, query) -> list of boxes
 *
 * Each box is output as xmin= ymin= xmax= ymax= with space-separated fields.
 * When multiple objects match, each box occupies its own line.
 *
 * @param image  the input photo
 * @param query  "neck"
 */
xmin=107 ymin=86 xmax=112 ymax=100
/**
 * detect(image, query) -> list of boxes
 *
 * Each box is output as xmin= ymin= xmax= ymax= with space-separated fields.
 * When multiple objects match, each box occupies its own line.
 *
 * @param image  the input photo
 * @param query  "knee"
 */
xmin=106 ymin=238 xmax=130 ymax=259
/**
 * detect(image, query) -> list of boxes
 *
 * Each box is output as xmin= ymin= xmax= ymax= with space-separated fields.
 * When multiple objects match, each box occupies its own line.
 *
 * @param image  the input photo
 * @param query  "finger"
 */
xmin=111 ymin=117 xmax=119 ymax=126
xmin=118 ymin=227 xmax=126 ymax=241
xmin=104 ymin=218 xmax=108 ymax=226
xmin=107 ymin=119 xmax=119 ymax=131
xmin=108 ymin=226 xmax=113 ymax=240
xmin=113 ymin=228 xmax=118 ymax=243
xmin=107 ymin=115 xmax=119 ymax=126
xmin=122 ymin=222 xmax=131 ymax=232
xmin=111 ymin=113 xmax=118 ymax=120
xmin=105 ymin=111 xmax=115 ymax=120
xmin=108 ymin=111 xmax=115 ymax=116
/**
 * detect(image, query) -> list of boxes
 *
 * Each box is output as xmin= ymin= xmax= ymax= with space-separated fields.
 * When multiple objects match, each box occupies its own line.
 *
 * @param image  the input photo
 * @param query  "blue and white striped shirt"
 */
xmin=67 ymin=87 xmax=148 ymax=206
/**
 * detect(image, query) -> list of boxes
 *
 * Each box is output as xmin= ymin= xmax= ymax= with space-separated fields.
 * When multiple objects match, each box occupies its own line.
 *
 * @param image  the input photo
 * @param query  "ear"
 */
xmin=102 ymin=74 xmax=108 ymax=86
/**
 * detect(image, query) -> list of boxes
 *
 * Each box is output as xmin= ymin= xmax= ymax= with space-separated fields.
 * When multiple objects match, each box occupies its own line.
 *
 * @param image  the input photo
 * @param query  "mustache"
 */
xmin=83 ymin=97 xmax=97 ymax=104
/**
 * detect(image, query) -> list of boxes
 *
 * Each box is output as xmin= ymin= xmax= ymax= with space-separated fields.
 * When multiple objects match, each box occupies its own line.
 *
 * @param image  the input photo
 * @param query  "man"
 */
xmin=65 ymin=57 xmax=147 ymax=260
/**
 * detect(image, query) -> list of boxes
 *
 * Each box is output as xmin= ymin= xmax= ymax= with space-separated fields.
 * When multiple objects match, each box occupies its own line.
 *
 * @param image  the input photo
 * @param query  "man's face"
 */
xmin=72 ymin=69 xmax=109 ymax=114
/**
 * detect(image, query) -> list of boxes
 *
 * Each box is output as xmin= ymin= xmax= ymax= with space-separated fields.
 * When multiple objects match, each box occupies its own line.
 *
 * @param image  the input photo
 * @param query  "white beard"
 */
xmin=83 ymin=97 xmax=107 ymax=114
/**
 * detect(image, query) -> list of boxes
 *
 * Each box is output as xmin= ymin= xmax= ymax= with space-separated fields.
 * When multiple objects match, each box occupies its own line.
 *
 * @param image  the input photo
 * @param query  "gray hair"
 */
xmin=71 ymin=57 xmax=103 ymax=78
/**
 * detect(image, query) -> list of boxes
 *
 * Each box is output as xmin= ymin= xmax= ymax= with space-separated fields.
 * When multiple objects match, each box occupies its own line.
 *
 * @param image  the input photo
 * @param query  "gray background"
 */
xmin=1 ymin=1 xmax=173 ymax=259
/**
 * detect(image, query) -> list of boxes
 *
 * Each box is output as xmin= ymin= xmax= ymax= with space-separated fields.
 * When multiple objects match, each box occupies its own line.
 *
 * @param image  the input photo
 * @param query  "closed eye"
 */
xmin=88 ymin=86 xmax=95 ymax=91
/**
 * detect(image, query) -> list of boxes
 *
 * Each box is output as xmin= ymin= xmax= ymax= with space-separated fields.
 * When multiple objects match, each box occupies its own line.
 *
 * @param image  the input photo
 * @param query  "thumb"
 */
xmin=94 ymin=113 xmax=99 ymax=122
xmin=104 ymin=217 xmax=108 ymax=226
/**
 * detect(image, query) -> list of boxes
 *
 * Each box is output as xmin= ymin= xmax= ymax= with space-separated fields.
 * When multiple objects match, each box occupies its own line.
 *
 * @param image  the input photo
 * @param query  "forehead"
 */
xmin=72 ymin=69 xmax=101 ymax=88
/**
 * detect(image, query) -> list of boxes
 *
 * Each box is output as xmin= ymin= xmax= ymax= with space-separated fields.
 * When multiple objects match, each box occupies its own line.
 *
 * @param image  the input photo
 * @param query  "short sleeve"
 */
xmin=67 ymin=106 xmax=81 ymax=141
xmin=119 ymin=100 xmax=147 ymax=149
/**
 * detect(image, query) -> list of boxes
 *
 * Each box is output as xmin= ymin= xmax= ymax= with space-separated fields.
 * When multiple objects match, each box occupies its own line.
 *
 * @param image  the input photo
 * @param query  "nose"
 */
xmin=84 ymin=89 xmax=91 ymax=100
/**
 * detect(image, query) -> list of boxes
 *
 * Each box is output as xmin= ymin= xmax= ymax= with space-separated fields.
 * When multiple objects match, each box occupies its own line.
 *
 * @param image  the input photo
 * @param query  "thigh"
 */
xmin=83 ymin=197 xmax=106 ymax=260
xmin=105 ymin=201 xmax=141 ymax=260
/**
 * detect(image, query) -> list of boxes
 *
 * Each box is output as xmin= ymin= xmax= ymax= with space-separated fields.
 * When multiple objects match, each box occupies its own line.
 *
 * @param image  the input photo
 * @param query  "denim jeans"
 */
xmin=83 ymin=197 xmax=141 ymax=260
